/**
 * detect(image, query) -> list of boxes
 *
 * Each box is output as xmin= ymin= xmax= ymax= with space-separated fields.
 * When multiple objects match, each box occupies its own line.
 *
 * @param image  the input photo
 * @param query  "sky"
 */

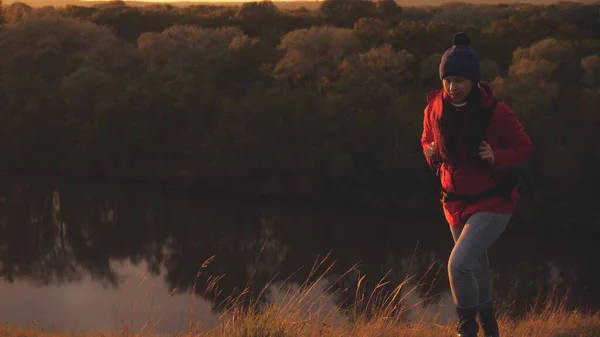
xmin=146 ymin=0 xmax=322 ymax=2
xmin=75 ymin=0 xmax=322 ymax=2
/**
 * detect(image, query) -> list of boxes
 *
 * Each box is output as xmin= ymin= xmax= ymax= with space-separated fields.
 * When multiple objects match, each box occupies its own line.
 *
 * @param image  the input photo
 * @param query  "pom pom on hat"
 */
xmin=439 ymin=32 xmax=481 ymax=82
xmin=452 ymin=32 xmax=470 ymax=47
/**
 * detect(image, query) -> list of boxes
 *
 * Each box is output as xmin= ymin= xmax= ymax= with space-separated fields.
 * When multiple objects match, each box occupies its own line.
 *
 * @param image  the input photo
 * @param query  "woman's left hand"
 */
xmin=479 ymin=141 xmax=495 ymax=164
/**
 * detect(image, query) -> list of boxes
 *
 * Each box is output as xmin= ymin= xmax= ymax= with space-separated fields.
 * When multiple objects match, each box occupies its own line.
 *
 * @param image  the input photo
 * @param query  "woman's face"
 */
xmin=443 ymin=76 xmax=472 ymax=103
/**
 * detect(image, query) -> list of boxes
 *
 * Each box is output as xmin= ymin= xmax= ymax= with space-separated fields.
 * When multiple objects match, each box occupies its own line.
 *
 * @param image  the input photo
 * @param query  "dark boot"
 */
xmin=478 ymin=301 xmax=500 ymax=337
xmin=456 ymin=306 xmax=479 ymax=337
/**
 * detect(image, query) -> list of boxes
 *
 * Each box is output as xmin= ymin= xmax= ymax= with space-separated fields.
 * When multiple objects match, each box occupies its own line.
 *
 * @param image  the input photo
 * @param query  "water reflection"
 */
xmin=0 ymin=174 xmax=598 ymax=333
xmin=0 ymin=260 xmax=220 ymax=333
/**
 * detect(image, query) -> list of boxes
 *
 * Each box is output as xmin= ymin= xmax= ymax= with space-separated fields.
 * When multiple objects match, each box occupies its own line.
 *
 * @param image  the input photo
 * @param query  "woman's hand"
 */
xmin=479 ymin=141 xmax=495 ymax=164
xmin=425 ymin=142 xmax=437 ymax=159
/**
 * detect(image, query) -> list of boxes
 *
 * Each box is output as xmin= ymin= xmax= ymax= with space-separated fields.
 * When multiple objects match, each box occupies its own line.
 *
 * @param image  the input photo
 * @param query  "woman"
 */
xmin=420 ymin=32 xmax=532 ymax=337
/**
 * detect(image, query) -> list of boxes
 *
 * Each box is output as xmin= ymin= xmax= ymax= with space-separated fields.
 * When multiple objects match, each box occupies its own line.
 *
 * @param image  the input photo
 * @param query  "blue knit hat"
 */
xmin=439 ymin=32 xmax=481 ymax=83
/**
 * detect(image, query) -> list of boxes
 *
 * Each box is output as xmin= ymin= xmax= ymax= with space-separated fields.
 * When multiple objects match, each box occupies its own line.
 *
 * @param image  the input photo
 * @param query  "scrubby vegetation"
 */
xmin=0 ymin=0 xmax=599 ymax=230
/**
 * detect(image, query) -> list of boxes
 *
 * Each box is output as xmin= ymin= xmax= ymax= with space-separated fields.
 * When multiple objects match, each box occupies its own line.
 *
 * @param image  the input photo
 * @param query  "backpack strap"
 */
xmin=483 ymin=98 xmax=498 ymax=132
xmin=486 ymin=97 xmax=534 ymax=200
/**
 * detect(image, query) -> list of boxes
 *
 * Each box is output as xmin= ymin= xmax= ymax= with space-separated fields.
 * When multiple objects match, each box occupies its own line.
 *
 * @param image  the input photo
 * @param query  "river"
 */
xmin=0 ymin=174 xmax=598 ymax=334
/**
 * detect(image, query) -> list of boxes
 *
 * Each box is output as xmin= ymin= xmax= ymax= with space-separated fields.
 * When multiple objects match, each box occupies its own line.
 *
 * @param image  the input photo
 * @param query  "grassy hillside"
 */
xmin=2 ymin=297 xmax=599 ymax=336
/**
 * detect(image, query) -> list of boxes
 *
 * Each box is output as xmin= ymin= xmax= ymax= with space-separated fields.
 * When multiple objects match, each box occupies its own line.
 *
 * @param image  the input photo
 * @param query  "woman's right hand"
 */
xmin=425 ymin=142 xmax=437 ymax=159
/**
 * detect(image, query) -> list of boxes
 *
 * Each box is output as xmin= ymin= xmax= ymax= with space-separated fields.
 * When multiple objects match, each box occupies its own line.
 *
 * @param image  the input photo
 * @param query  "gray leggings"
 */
xmin=448 ymin=212 xmax=512 ymax=309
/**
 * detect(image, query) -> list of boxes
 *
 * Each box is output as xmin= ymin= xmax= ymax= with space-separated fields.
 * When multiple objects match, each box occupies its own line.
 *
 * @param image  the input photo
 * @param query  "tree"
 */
xmin=353 ymin=17 xmax=388 ymax=49
xmin=2 ymin=2 xmax=33 ymax=23
xmin=580 ymin=54 xmax=600 ymax=87
xmin=234 ymin=1 xmax=280 ymax=36
xmin=273 ymin=26 xmax=361 ymax=88
xmin=0 ymin=16 xmax=131 ymax=169
xmin=319 ymin=0 xmax=377 ymax=27
xmin=376 ymin=0 xmax=402 ymax=27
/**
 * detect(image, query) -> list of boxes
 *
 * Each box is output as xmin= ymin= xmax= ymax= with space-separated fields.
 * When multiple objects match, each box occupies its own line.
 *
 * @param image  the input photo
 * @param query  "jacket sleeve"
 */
xmin=421 ymin=105 xmax=440 ymax=169
xmin=492 ymin=103 xmax=532 ymax=171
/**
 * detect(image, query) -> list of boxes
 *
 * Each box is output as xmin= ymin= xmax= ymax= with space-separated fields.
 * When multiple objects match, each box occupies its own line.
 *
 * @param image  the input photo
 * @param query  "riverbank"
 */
xmin=3 ymin=266 xmax=599 ymax=337
xmin=2 ymin=307 xmax=600 ymax=337
xmin=2 ymin=250 xmax=600 ymax=337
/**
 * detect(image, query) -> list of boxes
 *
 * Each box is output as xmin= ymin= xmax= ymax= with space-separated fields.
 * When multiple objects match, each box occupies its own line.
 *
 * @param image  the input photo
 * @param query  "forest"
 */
xmin=0 ymin=0 xmax=599 ymax=230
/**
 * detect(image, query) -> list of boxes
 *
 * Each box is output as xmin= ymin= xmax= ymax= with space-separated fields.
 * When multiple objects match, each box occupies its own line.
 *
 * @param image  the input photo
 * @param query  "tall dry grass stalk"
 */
xmin=188 ymin=252 xmax=600 ymax=337
xmin=2 ymin=252 xmax=599 ymax=337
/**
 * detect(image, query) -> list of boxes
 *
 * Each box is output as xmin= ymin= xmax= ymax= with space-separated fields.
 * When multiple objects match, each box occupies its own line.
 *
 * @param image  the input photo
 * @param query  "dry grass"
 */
xmin=2 ymin=254 xmax=599 ymax=337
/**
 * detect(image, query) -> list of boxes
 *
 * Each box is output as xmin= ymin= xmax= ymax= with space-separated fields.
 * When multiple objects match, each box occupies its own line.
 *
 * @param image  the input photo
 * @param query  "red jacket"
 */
xmin=421 ymin=83 xmax=533 ymax=227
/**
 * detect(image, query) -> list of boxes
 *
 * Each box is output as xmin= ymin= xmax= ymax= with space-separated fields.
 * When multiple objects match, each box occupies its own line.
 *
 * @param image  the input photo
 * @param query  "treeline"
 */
xmin=0 ymin=0 xmax=599 ymax=230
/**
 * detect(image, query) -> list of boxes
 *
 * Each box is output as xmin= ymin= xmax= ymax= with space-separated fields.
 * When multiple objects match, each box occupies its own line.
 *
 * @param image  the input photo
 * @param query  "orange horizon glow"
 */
xmin=80 ymin=0 xmax=324 ymax=2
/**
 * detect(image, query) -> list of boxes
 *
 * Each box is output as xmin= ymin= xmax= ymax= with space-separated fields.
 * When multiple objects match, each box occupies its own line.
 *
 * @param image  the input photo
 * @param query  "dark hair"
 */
xmin=433 ymin=86 xmax=489 ymax=166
